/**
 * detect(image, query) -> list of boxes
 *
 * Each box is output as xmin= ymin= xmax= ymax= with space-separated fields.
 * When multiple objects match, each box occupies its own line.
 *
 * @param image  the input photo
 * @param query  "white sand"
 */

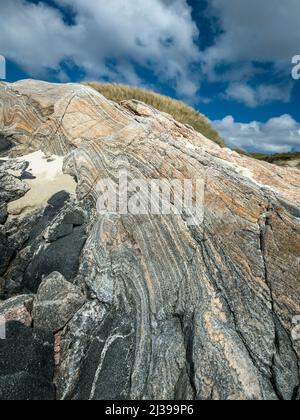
xmin=6 ymin=151 xmax=77 ymax=216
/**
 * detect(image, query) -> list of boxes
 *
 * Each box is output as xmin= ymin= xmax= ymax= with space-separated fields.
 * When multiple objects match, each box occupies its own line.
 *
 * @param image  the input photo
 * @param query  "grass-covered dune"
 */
xmin=249 ymin=152 xmax=300 ymax=165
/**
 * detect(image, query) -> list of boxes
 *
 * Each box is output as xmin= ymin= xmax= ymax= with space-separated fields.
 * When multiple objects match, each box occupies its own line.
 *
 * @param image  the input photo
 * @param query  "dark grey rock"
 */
xmin=55 ymin=300 xmax=106 ymax=400
xmin=47 ymin=191 xmax=70 ymax=210
xmin=0 ymin=321 xmax=55 ymax=400
xmin=1 ymin=191 xmax=86 ymax=297
xmin=0 ymin=231 xmax=15 ymax=276
xmin=0 ymin=372 xmax=55 ymax=401
xmin=25 ymin=193 xmax=72 ymax=244
xmin=0 ymin=204 xmax=7 ymax=224
xmin=44 ymin=222 xmax=74 ymax=243
xmin=0 ymin=208 xmax=46 ymax=296
xmin=23 ymin=225 xmax=87 ymax=293
xmin=0 ymin=159 xmax=30 ymax=204
xmin=0 ymin=135 xmax=14 ymax=155
xmin=20 ymin=171 xmax=36 ymax=180
xmin=44 ymin=205 xmax=86 ymax=242
xmin=271 ymin=318 xmax=299 ymax=400
xmin=32 ymin=272 xmax=86 ymax=332
xmin=0 ymin=277 xmax=5 ymax=298
xmin=0 ymin=172 xmax=30 ymax=204
xmin=69 ymin=298 xmax=136 ymax=401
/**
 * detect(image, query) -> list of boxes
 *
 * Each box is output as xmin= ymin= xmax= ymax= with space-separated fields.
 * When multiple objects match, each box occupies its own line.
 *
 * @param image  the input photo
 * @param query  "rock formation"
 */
xmin=278 ymin=158 xmax=300 ymax=170
xmin=0 ymin=79 xmax=300 ymax=400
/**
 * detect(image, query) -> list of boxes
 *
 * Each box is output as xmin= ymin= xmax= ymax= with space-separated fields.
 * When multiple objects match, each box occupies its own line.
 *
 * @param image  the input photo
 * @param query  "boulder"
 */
xmin=24 ymin=226 xmax=87 ymax=293
xmin=43 ymin=205 xmax=86 ymax=242
xmin=0 ymin=295 xmax=34 ymax=327
xmin=32 ymin=272 xmax=86 ymax=333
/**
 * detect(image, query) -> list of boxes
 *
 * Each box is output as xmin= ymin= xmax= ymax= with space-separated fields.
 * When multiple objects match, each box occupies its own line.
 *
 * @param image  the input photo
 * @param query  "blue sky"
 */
xmin=1 ymin=0 xmax=300 ymax=153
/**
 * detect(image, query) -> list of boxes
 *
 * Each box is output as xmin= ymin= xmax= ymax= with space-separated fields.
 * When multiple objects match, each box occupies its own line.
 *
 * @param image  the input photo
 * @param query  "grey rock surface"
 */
xmin=0 ymin=322 xmax=55 ymax=400
xmin=32 ymin=272 xmax=86 ymax=332
xmin=0 ymin=203 xmax=7 ymax=224
xmin=23 ymin=225 xmax=87 ymax=293
xmin=0 ymin=372 xmax=55 ymax=401
xmin=0 ymin=135 xmax=15 ymax=156
xmin=0 ymin=187 xmax=86 ymax=296
xmin=0 ymin=161 xmax=30 ymax=203
xmin=43 ymin=205 xmax=86 ymax=242
xmin=0 ymin=294 xmax=34 ymax=327
xmin=0 ymin=80 xmax=299 ymax=400
xmin=55 ymin=300 xmax=106 ymax=400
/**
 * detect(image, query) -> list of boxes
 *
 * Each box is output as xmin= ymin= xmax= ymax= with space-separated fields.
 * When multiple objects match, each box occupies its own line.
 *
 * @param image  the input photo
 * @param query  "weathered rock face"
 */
xmin=276 ymin=159 xmax=300 ymax=170
xmin=0 ymin=80 xmax=300 ymax=400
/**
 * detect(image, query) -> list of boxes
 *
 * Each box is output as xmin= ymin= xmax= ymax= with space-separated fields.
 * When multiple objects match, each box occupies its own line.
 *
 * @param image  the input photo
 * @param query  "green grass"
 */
xmin=234 ymin=148 xmax=300 ymax=163
xmin=85 ymin=82 xmax=299 ymax=165
xmin=248 ymin=152 xmax=300 ymax=164
xmin=84 ymin=82 xmax=225 ymax=147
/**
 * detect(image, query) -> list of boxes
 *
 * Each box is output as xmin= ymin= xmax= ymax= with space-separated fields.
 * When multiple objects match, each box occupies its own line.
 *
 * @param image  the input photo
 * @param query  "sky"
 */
xmin=0 ymin=0 xmax=300 ymax=153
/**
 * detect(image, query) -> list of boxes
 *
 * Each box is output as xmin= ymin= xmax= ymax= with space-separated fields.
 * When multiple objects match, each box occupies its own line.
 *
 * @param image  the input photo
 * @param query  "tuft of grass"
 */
xmin=248 ymin=152 xmax=300 ymax=164
xmin=84 ymin=82 xmax=225 ymax=147
xmin=234 ymin=148 xmax=300 ymax=164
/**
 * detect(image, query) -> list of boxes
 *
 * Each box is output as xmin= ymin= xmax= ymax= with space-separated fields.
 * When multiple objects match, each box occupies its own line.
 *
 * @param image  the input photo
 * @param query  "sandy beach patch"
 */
xmin=4 ymin=151 xmax=76 ymax=215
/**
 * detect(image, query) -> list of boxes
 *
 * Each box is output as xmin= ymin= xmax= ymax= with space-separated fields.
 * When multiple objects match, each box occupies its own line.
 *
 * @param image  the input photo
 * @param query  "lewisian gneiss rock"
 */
xmin=0 ymin=80 xmax=300 ymax=400
xmin=0 ymin=295 xmax=34 ymax=327
xmin=0 ymin=322 xmax=55 ymax=400
xmin=32 ymin=272 xmax=86 ymax=333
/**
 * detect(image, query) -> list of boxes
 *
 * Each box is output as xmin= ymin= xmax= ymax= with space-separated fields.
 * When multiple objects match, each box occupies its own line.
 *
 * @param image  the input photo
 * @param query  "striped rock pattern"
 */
xmin=0 ymin=80 xmax=300 ymax=400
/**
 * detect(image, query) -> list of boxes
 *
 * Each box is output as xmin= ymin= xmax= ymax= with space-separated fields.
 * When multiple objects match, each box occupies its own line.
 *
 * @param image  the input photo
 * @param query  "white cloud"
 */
xmin=212 ymin=114 xmax=300 ymax=153
xmin=225 ymin=84 xmax=257 ymax=108
xmin=203 ymin=0 xmax=300 ymax=79
xmin=225 ymin=82 xmax=292 ymax=108
xmin=0 ymin=0 xmax=200 ymax=98
xmin=0 ymin=0 xmax=298 ymax=113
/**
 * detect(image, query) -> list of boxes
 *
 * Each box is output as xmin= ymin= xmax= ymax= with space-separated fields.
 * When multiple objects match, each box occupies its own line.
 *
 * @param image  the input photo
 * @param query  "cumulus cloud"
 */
xmin=0 ymin=0 xmax=200 ymax=98
xmin=203 ymin=0 xmax=300 ymax=79
xmin=225 ymin=83 xmax=292 ymax=107
xmin=212 ymin=114 xmax=300 ymax=153
xmin=0 ymin=0 xmax=298 ymax=115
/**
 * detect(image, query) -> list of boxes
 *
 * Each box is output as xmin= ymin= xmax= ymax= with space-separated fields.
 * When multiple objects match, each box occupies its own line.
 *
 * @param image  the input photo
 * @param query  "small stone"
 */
xmin=32 ymin=272 xmax=86 ymax=333
xmin=47 ymin=191 xmax=70 ymax=208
